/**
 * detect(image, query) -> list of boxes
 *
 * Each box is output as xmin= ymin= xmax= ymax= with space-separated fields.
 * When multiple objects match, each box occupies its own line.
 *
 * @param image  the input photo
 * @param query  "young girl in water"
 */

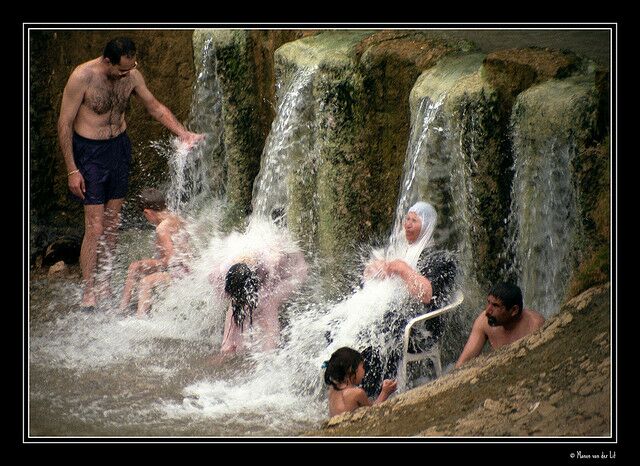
xmin=324 ymin=347 xmax=397 ymax=417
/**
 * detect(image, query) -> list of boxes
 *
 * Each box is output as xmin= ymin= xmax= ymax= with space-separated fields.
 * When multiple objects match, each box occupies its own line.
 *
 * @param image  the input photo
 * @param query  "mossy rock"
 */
xmin=482 ymin=47 xmax=582 ymax=101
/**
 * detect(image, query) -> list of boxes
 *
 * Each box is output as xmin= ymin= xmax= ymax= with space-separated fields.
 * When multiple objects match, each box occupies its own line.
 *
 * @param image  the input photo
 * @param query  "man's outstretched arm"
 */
xmin=131 ymin=71 xmax=204 ymax=147
xmin=455 ymin=313 xmax=488 ymax=369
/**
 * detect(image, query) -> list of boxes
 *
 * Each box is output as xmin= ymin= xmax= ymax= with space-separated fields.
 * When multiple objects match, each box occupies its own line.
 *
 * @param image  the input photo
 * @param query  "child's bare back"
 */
xmin=328 ymin=385 xmax=369 ymax=417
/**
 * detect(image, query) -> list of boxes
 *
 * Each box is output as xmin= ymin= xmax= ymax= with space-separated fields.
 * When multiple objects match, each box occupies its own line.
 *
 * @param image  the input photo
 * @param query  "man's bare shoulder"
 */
xmin=525 ymin=308 xmax=545 ymax=328
xmin=128 ymin=69 xmax=147 ymax=91
xmin=69 ymin=58 xmax=101 ymax=85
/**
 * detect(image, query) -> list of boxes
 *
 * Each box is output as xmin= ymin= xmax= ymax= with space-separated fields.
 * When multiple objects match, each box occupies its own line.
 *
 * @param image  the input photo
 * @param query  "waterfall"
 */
xmin=165 ymin=37 xmax=226 ymax=214
xmin=387 ymin=96 xmax=445 ymax=262
xmin=506 ymin=134 xmax=580 ymax=317
xmin=251 ymin=66 xmax=317 ymax=221
xmin=448 ymin=105 xmax=479 ymax=284
xmin=436 ymin=100 xmax=492 ymax=361
xmin=388 ymin=54 xmax=485 ymax=261
xmin=505 ymin=78 xmax=592 ymax=317
xmin=384 ymin=55 xmax=492 ymax=375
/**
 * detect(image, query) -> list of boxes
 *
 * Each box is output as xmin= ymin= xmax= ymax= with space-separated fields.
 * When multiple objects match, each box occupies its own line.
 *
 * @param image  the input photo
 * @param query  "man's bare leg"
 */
xmin=79 ymin=204 xmax=105 ymax=307
xmin=95 ymin=198 xmax=124 ymax=303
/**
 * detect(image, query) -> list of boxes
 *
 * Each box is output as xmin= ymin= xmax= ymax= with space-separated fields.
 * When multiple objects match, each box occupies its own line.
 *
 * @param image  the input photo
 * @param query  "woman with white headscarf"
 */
xmin=363 ymin=201 xmax=440 ymax=303
xmin=360 ymin=201 xmax=458 ymax=396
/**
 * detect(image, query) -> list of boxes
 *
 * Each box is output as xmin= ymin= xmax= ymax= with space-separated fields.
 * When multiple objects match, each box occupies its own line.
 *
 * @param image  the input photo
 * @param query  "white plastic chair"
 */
xmin=397 ymin=289 xmax=464 ymax=389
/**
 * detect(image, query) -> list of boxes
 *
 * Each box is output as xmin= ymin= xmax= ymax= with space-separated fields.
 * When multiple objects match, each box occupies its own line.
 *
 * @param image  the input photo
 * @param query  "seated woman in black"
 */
xmin=359 ymin=201 xmax=458 ymax=396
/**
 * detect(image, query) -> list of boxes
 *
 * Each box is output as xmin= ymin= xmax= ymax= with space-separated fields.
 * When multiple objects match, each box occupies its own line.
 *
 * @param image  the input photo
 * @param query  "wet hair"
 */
xmin=324 ymin=347 xmax=364 ymax=390
xmin=225 ymin=263 xmax=260 ymax=330
xmin=488 ymin=282 xmax=523 ymax=314
xmin=138 ymin=188 xmax=167 ymax=212
xmin=103 ymin=37 xmax=136 ymax=65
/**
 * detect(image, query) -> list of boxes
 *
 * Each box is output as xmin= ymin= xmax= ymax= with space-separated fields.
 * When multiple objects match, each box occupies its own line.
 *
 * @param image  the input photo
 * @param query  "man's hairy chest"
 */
xmin=83 ymin=78 xmax=133 ymax=116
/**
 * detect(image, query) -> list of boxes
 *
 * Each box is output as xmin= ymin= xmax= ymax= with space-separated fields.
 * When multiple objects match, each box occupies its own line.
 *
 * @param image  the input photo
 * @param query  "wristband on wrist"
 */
xmin=67 ymin=169 xmax=80 ymax=176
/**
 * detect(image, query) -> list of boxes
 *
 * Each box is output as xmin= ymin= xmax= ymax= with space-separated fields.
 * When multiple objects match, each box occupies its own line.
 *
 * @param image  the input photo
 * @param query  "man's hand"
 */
xmin=179 ymin=131 xmax=206 ymax=150
xmin=68 ymin=171 xmax=85 ymax=200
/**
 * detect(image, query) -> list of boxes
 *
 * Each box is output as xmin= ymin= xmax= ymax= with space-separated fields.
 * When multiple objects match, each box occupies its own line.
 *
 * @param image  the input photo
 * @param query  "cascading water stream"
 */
xmin=385 ymin=96 xmax=445 ymax=265
xmin=165 ymin=37 xmax=226 ymax=214
xmin=505 ymin=134 xmax=580 ymax=317
xmin=251 ymin=66 xmax=317 ymax=220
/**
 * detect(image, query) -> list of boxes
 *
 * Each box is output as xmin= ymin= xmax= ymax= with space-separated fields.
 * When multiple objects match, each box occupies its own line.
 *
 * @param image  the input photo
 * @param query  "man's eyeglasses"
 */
xmin=116 ymin=61 xmax=138 ymax=73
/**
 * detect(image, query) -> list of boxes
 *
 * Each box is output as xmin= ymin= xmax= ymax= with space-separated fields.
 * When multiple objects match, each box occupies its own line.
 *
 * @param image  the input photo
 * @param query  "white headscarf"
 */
xmin=385 ymin=201 xmax=438 ymax=269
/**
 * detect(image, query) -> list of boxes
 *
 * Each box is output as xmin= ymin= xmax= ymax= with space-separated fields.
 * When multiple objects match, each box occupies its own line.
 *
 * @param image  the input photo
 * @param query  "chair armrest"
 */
xmin=402 ymin=290 xmax=464 ymax=355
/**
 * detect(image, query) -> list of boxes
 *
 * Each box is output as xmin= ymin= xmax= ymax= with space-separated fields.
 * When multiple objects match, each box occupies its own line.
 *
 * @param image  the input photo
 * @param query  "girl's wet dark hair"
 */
xmin=225 ymin=263 xmax=260 ymax=330
xmin=324 ymin=347 xmax=364 ymax=390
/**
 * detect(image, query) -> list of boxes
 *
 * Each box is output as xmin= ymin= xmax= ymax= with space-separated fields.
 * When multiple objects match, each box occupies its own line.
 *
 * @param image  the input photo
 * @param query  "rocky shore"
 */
xmin=306 ymin=283 xmax=611 ymax=437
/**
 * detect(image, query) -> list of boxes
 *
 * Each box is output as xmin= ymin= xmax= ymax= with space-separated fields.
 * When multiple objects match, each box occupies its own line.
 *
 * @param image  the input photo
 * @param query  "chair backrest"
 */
xmin=399 ymin=289 xmax=464 ymax=389
xmin=402 ymin=289 xmax=464 ymax=350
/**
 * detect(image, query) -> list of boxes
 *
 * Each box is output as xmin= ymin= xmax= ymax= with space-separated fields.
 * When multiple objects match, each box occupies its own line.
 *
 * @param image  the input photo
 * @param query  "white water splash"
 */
xmin=166 ymin=37 xmax=226 ymax=214
xmin=162 ymin=271 xmax=409 ymax=428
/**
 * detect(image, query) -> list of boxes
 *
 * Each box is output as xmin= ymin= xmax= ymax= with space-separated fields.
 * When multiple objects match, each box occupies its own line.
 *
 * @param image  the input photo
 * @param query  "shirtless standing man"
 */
xmin=57 ymin=37 xmax=204 ymax=311
xmin=455 ymin=282 xmax=545 ymax=368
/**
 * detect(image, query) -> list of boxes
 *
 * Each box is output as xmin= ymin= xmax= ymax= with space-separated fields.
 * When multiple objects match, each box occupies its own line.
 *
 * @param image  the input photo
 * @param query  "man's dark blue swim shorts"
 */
xmin=72 ymin=131 xmax=132 ymax=205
